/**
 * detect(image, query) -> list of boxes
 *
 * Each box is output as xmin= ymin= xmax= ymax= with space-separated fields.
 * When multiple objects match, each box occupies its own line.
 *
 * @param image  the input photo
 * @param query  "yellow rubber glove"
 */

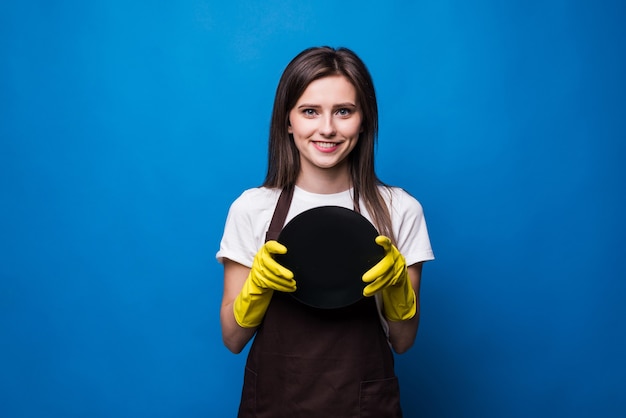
xmin=362 ymin=236 xmax=416 ymax=321
xmin=233 ymin=240 xmax=296 ymax=328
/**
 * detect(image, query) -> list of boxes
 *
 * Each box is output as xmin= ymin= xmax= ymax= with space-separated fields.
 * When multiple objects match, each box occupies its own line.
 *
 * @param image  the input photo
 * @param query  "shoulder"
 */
xmin=228 ymin=187 xmax=281 ymax=215
xmin=223 ymin=187 xmax=282 ymax=231
xmin=218 ymin=187 xmax=282 ymax=266
xmin=378 ymin=186 xmax=434 ymax=264
xmin=378 ymin=186 xmax=425 ymax=218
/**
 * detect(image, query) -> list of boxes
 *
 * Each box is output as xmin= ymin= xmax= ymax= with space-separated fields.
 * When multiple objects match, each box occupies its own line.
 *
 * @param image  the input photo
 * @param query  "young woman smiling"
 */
xmin=217 ymin=46 xmax=434 ymax=417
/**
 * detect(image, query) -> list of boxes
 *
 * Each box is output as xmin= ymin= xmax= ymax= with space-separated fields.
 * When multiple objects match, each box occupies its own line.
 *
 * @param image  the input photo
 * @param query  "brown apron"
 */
xmin=237 ymin=187 xmax=403 ymax=417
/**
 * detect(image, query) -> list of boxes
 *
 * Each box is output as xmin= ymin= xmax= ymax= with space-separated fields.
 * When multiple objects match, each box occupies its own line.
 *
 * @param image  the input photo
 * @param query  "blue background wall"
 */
xmin=1 ymin=1 xmax=624 ymax=417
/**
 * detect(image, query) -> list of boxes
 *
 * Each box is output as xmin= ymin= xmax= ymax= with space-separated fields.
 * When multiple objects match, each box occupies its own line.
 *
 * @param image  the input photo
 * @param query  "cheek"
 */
xmin=343 ymin=113 xmax=363 ymax=136
xmin=290 ymin=120 xmax=316 ymax=138
xmin=346 ymin=119 xmax=363 ymax=136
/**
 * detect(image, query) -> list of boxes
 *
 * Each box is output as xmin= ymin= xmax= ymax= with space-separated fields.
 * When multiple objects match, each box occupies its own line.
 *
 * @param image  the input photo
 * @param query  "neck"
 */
xmin=295 ymin=164 xmax=351 ymax=194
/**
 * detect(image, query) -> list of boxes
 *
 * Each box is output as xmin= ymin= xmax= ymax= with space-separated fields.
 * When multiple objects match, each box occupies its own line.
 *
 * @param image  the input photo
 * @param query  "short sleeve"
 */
xmin=388 ymin=188 xmax=435 ymax=266
xmin=215 ymin=188 xmax=280 ymax=267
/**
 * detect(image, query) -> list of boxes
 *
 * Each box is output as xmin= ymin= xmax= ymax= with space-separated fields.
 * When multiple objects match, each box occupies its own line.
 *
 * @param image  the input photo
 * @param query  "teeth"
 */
xmin=317 ymin=142 xmax=336 ymax=148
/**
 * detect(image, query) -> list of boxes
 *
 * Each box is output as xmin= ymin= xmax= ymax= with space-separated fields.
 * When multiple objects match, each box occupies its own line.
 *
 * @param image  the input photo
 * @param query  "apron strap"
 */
xmin=265 ymin=185 xmax=295 ymax=242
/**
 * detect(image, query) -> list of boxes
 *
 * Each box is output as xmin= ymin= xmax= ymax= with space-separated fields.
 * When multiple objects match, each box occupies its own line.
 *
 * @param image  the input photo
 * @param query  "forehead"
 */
xmin=296 ymin=75 xmax=357 ymax=104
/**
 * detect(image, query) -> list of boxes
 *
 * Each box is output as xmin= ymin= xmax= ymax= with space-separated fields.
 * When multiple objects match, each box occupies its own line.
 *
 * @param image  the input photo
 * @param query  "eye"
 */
xmin=302 ymin=108 xmax=317 ymax=117
xmin=336 ymin=108 xmax=352 ymax=117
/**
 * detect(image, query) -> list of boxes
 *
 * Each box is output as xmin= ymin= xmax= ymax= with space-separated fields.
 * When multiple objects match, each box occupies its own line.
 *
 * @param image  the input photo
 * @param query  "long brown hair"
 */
xmin=262 ymin=46 xmax=394 ymax=239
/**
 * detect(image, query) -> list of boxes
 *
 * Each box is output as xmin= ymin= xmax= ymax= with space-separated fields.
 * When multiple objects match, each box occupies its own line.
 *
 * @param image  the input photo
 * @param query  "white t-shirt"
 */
xmin=216 ymin=185 xmax=434 ymax=336
xmin=217 ymin=185 xmax=434 ymax=267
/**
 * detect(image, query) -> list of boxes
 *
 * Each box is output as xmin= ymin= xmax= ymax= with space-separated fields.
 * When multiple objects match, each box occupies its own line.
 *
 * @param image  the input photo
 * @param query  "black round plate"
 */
xmin=275 ymin=206 xmax=385 ymax=309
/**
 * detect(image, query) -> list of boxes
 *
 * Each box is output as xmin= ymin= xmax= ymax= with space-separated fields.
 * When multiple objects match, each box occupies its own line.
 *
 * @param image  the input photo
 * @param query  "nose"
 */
xmin=318 ymin=115 xmax=336 ymax=137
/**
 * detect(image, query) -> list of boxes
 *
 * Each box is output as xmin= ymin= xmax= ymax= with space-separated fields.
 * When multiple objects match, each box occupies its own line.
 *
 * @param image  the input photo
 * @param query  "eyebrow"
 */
xmin=296 ymin=102 xmax=357 ymax=109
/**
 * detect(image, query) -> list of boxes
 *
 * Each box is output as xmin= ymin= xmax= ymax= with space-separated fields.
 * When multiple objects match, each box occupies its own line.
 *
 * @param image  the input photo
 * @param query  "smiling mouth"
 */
xmin=315 ymin=141 xmax=339 ymax=149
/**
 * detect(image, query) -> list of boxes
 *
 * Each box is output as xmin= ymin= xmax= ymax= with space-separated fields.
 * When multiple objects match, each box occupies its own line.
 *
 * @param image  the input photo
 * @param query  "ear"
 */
xmin=287 ymin=119 xmax=293 ymax=133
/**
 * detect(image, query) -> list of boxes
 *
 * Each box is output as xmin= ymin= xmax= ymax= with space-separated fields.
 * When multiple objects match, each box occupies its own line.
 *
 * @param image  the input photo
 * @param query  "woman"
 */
xmin=217 ymin=46 xmax=434 ymax=417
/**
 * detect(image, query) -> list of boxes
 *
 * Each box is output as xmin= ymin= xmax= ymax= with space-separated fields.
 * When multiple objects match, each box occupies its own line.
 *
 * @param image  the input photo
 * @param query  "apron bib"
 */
xmin=237 ymin=187 xmax=402 ymax=417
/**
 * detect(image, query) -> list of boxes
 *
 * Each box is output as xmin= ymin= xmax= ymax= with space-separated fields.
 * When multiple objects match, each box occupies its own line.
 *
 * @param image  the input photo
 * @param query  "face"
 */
xmin=288 ymin=75 xmax=362 ymax=178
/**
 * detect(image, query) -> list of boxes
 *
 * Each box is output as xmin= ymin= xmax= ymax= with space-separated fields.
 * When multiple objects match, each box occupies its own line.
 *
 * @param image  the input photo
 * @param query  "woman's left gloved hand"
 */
xmin=362 ymin=236 xmax=416 ymax=321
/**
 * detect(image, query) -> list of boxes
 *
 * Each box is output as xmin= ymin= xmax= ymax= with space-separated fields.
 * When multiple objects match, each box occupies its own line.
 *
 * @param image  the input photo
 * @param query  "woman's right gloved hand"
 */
xmin=233 ymin=240 xmax=296 ymax=328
